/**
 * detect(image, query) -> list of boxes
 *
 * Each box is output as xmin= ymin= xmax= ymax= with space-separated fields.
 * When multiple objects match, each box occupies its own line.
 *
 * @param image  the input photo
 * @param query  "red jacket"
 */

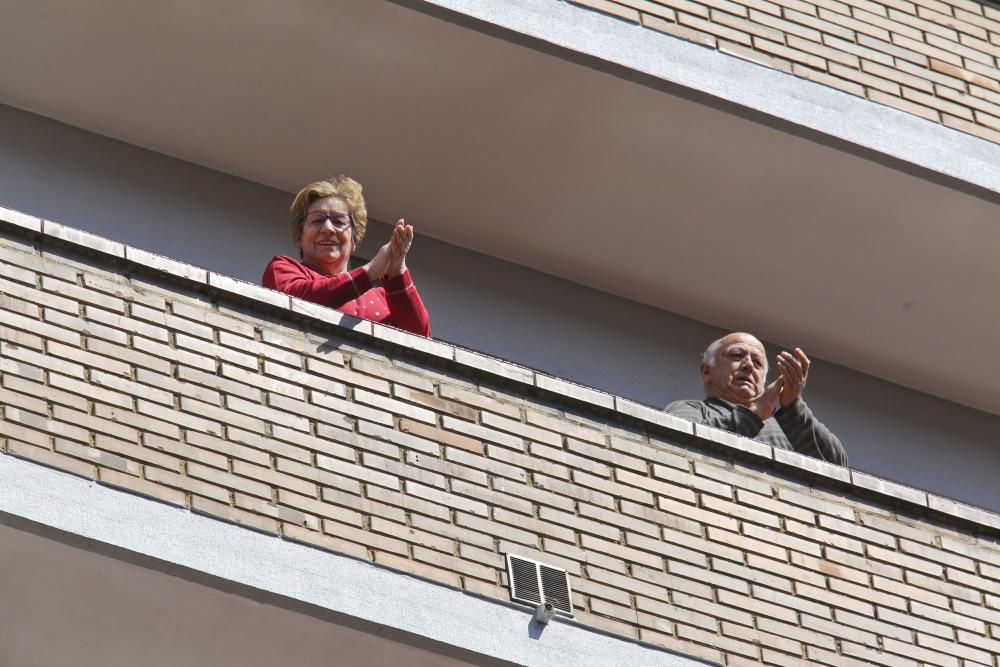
xmin=262 ymin=255 xmax=431 ymax=337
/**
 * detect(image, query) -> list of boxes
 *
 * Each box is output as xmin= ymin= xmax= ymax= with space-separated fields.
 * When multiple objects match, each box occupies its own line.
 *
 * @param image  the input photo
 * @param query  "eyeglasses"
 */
xmin=302 ymin=211 xmax=354 ymax=231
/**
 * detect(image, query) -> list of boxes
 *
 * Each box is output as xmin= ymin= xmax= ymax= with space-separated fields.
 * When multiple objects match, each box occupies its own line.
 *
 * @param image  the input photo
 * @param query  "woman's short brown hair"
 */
xmin=289 ymin=175 xmax=369 ymax=246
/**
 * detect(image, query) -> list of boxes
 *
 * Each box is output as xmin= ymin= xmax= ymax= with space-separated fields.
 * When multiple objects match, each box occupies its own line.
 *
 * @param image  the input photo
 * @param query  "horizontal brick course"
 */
xmin=2 ymin=225 xmax=1000 ymax=667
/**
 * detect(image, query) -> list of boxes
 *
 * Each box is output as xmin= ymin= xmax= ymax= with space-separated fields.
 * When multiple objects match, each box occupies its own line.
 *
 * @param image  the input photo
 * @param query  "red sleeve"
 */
xmin=383 ymin=270 xmax=431 ymax=337
xmin=262 ymin=256 xmax=373 ymax=309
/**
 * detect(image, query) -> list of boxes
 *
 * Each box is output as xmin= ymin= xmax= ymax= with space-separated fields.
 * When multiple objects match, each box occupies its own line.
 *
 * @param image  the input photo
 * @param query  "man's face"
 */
xmin=701 ymin=334 xmax=767 ymax=407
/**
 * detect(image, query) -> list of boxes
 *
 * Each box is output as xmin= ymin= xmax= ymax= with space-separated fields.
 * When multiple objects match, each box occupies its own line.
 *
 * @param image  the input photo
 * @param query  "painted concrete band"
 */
xmin=419 ymin=0 xmax=1000 ymax=194
xmin=0 ymin=454 xmax=707 ymax=667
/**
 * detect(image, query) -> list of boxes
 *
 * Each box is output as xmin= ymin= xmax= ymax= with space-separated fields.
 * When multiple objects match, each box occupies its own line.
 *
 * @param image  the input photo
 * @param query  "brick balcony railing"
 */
xmin=571 ymin=0 xmax=1000 ymax=144
xmin=0 ymin=205 xmax=998 ymax=666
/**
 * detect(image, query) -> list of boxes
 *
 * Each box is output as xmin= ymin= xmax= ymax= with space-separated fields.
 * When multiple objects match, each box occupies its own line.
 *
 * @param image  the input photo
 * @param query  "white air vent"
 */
xmin=505 ymin=554 xmax=574 ymax=616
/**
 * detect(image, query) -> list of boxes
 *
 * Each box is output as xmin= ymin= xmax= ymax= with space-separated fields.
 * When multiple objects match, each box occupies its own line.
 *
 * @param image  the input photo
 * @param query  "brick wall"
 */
xmin=0 ymin=209 xmax=998 ymax=666
xmin=570 ymin=0 xmax=1000 ymax=143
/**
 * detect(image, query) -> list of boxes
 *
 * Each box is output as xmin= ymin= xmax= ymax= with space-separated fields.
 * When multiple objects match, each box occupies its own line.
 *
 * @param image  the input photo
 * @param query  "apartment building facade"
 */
xmin=0 ymin=1 xmax=998 ymax=665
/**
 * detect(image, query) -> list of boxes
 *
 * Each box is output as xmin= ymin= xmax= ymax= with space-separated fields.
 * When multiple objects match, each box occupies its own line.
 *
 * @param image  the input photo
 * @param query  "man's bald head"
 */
xmin=703 ymin=332 xmax=768 ymax=374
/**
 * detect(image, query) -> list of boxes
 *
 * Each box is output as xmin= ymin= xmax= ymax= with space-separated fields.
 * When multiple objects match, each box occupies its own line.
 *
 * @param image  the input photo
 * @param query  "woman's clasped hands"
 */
xmin=364 ymin=219 xmax=414 ymax=280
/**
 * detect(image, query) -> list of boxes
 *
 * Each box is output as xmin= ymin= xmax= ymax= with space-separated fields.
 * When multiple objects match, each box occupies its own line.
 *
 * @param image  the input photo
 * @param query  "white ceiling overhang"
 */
xmin=0 ymin=0 xmax=998 ymax=413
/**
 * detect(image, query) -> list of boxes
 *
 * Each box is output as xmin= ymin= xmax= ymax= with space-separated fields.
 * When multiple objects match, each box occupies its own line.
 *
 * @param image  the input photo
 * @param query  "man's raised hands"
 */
xmin=777 ymin=348 xmax=810 ymax=408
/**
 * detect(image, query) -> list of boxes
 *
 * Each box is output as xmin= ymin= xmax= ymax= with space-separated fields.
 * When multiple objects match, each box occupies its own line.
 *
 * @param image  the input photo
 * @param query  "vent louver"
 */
xmin=505 ymin=554 xmax=574 ymax=616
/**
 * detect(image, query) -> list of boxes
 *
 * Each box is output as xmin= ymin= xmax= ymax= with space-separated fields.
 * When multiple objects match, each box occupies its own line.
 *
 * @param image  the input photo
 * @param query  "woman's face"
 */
xmin=299 ymin=196 xmax=354 ymax=274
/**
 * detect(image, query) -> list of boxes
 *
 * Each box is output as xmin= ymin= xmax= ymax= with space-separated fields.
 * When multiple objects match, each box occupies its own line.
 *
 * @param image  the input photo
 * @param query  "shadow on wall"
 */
xmin=0 ymin=103 xmax=290 ymax=282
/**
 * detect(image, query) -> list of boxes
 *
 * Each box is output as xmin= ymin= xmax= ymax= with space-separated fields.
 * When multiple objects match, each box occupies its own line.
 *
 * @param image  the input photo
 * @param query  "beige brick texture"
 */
xmin=569 ymin=0 xmax=1000 ymax=142
xmin=1 ymin=225 xmax=1000 ymax=666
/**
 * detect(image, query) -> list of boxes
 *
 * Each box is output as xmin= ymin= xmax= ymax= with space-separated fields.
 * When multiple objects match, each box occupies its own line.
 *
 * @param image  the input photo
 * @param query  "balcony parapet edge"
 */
xmin=0 ymin=204 xmax=41 ymax=233
xmin=43 ymin=218 xmax=126 ymax=258
xmin=125 ymin=246 xmax=208 ymax=284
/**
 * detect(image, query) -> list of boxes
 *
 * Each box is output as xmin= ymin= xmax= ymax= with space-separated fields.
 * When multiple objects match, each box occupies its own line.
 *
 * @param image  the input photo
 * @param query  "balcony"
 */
xmin=2 ymin=0 xmax=1000 ymax=517
xmin=1 ymin=208 xmax=998 ymax=666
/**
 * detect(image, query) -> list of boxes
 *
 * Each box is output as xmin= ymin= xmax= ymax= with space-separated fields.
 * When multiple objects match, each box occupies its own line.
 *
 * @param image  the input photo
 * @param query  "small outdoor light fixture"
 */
xmin=533 ymin=601 xmax=557 ymax=625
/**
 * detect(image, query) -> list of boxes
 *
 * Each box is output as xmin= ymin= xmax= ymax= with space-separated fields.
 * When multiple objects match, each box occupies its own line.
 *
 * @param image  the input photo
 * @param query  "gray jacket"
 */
xmin=665 ymin=396 xmax=847 ymax=466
